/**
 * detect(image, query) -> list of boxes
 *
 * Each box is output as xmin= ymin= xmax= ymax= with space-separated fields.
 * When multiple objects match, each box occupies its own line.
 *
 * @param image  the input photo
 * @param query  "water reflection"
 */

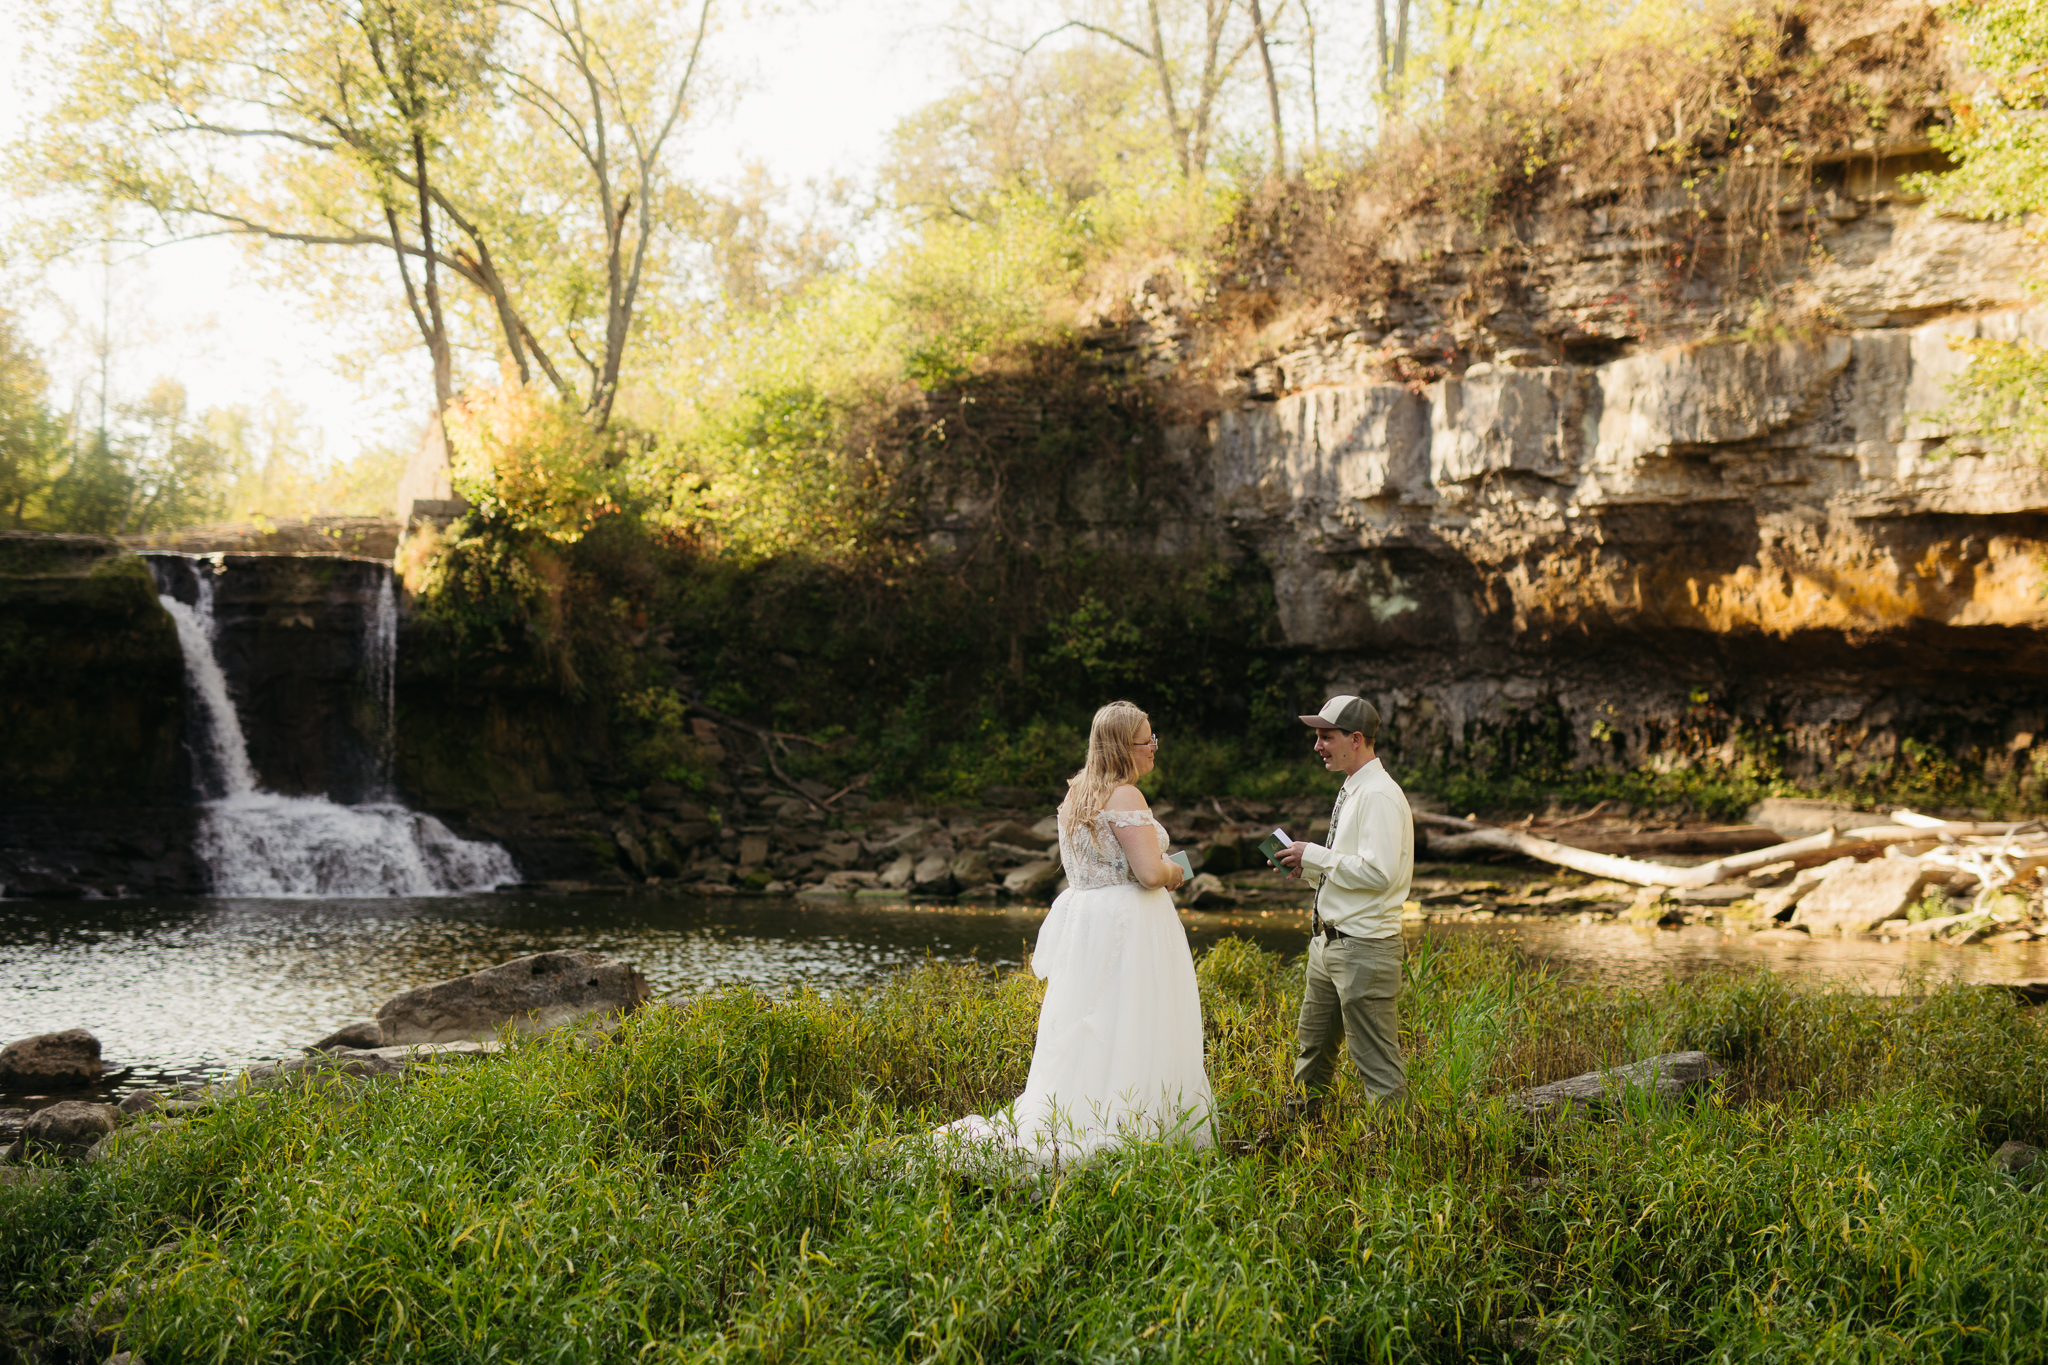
xmin=3 ymin=893 xmax=2042 ymax=1097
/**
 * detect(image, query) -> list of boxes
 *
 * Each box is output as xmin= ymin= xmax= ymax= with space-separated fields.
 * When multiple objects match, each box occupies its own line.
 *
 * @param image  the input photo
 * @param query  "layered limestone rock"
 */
xmin=1078 ymin=184 xmax=2048 ymax=790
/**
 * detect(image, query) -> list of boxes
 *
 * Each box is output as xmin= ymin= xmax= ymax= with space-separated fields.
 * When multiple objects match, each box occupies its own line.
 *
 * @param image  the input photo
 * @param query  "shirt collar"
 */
xmin=1341 ymin=757 xmax=1380 ymax=792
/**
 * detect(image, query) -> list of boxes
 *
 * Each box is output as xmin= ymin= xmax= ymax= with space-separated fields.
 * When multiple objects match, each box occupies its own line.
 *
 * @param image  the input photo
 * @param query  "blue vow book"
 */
xmin=1168 ymin=851 xmax=1196 ymax=878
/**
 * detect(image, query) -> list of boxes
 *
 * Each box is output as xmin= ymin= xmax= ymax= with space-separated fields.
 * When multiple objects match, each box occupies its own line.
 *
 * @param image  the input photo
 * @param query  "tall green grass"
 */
xmin=7 ymin=939 xmax=2047 ymax=1362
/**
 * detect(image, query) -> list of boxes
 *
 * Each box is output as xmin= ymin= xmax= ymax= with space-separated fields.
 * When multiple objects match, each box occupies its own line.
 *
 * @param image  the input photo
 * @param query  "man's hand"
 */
xmin=1274 ymin=841 xmax=1307 ymax=879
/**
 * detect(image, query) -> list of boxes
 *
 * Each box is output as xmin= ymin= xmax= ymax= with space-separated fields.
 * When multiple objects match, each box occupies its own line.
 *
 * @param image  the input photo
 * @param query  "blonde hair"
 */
xmin=1060 ymin=700 xmax=1151 ymax=832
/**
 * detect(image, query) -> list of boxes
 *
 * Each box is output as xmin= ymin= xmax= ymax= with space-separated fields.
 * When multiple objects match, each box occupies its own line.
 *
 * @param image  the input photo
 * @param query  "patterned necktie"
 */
xmin=1313 ymin=785 xmax=1350 ymax=933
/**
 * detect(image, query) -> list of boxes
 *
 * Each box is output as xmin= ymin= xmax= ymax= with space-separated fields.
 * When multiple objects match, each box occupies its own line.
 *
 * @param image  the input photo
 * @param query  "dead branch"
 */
xmin=1421 ymin=813 xmax=2039 ymax=889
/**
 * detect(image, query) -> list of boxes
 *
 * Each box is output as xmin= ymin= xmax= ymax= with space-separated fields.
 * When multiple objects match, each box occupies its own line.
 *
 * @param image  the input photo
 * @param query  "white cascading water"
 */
xmin=151 ymin=556 xmax=519 ymax=897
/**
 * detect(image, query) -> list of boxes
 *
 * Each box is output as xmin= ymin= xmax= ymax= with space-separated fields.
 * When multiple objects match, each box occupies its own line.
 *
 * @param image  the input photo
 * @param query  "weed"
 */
xmin=6 ymin=940 xmax=2045 ymax=1362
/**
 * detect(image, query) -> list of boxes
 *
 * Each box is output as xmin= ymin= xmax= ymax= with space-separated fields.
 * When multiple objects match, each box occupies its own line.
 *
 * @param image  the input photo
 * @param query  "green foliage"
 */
xmin=1933 ymin=334 xmax=2048 ymax=462
xmin=446 ymin=382 xmax=621 ymax=541
xmin=1908 ymin=0 xmax=2048 ymax=461
xmin=617 ymin=685 xmax=714 ymax=789
xmin=8 ymin=943 xmax=2048 ymax=1362
xmin=0 ymin=311 xmax=65 ymax=530
xmin=0 ymin=304 xmax=398 ymax=532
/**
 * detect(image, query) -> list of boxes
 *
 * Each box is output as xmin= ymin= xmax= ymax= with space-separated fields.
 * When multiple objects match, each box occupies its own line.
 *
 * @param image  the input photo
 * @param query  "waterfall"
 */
xmin=147 ymin=555 xmax=519 ymax=898
xmin=364 ymin=569 xmax=398 ymax=801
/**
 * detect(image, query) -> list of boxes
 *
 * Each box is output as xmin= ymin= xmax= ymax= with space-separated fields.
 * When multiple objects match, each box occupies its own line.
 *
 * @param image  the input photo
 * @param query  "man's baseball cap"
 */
xmin=1299 ymin=694 xmax=1380 ymax=737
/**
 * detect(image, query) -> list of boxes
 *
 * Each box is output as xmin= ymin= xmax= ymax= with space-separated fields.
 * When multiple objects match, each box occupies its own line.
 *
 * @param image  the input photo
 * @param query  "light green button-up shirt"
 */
xmin=1298 ymin=757 xmax=1414 ymax=939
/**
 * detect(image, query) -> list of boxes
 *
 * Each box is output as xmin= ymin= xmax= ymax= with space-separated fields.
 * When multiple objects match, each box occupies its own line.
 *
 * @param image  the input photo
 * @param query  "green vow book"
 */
xmin=1258 ymin=828 xmax=1294 ymax=867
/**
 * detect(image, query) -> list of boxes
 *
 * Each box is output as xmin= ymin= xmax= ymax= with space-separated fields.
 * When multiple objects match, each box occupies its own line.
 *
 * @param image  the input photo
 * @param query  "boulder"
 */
xmin=1667 ymin=882 xmax=1754 ymax=904
xmin=879 ymin=853 xmax=915 ymax=888
xmin=948 ymin=849 xmax=994 ymax=888
xmin=308 ymin=1019 xmax=384 ymax=1052
xmin=0 ymin=1108 xmax=27 ymax=1144
xmin=1002 ymin=859 xmax=1062 ymax=898
xmin=1746 ymin=798 xmax=1887 ymax=839
xmin=116 ymin=1089 xmax=163 ymax=1117
xmin=639 ymin=780 xmax=686 ymax=811
xmin=1623 ymin=889 xmax=1681 ymax=925
xmin=1749 ymin=927 xmax=1813 ymax=945
xmin=1507 ymin=1051 xmax=1721 ymax=1119
xmin=816 ymin=840 xmax=862 ymax=870
xmin=1792 ymin=859 xmax=1936 ymax=934
xmin=1030 ymin=815 xmax=1060 ymax=842
xmin=233 ymin=1040 xmax=499 ymax=1092
xmin=985 ymin=841 xmax=1042 ymax=868
xmin=1993 ymin=1140 xmax=2042 ymax=1174
xmin=613 ymin=826 xmax=649 ymax=877
xmin=867 ymin=823 xmax=931 ymax=857
xmin=1195 ymin=838 xmax=1243 ymax=874
xmin=376 ymin=950 xmax=650 ymax=1045
xmin=87 ymin=1118 xmax=182 ymax=1164
xmin=912 ymin=853 xmax=955 ymax=891
xmin=737 ymin=833 xmax=771 ymax=867
xmin=981 ymin=820 xmax=1044 ymax=850
xmin=1753 ymin=856 xmax=1857 ymax=920
xmin=1179 ymin=873 xmax=1239 ymax=909
xmin=0 ymin=1028 xmax=103 ymax=1089
xmin=22 ymin=1100 xmax=120 ymax=1158
xmin=668 ymin=819 xmax=718 ymax=849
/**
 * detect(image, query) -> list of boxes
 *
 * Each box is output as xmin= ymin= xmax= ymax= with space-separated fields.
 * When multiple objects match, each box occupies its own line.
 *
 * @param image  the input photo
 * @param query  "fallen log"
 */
xmin=1534 ymin=825 xmax=1782 ymax=857
xmin=1423 ymin=824 xmax=1726 ymax=888
xmin=1417 ymin=814 xmax=2034 ymax=889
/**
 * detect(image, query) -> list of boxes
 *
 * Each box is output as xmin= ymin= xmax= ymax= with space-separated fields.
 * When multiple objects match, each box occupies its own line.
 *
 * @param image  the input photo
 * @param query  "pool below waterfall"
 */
xmin=5 ymin=890 xmax=2046 ymax=1102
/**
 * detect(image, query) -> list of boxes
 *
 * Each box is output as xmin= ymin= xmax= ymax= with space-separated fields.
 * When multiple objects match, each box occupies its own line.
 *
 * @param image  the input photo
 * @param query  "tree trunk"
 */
xmin=1142 ymin=0 xmax=1192 ymax=177
xmin=1392 ymin=0 xmax=1411 ymax=91
xmin=1248 ymin=0 xmax=1284 ymax=173
xmin=1303 ymin=1 xmax=1320 ymax=156
xmin=411 ymin=135 xmax=453 ymax=418
xmin=1372 ymin=0 xmax=1390 ymax=97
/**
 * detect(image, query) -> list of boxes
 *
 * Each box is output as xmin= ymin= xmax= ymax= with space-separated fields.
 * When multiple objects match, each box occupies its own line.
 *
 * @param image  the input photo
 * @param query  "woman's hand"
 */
xmin=1163 ymin=859 xmax=1188 ymax=890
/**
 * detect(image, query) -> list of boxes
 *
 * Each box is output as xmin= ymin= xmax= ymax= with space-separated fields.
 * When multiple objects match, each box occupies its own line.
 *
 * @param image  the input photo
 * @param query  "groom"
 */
xmin=1273 ymin=695 xmax=1414 ymax=1107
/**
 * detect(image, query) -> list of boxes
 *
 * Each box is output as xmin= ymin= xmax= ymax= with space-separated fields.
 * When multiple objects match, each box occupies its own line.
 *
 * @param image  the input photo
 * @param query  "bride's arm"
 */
xmin=1105 ymin=786 xmax=1185 ymax=889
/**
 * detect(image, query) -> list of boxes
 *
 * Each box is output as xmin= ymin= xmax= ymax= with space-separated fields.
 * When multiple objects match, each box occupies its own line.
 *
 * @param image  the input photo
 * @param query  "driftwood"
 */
xmin=1419 ymin=813 xmax=2035 ymax=889
xmin=1534 ymin=826 xmax=1781 ymax=857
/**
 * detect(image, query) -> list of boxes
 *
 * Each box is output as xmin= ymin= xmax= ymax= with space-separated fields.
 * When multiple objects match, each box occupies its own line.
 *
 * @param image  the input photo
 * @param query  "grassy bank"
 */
xmin=10 ymin=939 xmax=2046 ymax=1362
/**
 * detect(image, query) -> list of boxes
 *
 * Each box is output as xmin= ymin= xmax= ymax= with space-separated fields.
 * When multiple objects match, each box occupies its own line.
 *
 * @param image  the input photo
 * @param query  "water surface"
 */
xmin=4 ymin=892 xmax=2042 ymax=1099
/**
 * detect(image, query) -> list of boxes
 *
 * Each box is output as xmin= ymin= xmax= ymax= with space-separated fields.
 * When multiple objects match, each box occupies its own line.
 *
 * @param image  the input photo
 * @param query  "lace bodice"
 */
xmin=1059 ymin=807 xmax=1169 ymax=890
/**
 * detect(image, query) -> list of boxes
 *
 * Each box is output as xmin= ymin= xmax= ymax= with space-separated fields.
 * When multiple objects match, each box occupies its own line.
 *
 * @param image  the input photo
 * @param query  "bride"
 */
xmin=938 ymin=700 xmax=1214 ymax=1164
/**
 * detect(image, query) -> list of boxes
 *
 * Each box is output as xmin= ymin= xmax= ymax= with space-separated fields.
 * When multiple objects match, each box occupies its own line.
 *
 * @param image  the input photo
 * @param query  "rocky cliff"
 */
xmin=1008 ymin=162 xmax=2048 ymax=796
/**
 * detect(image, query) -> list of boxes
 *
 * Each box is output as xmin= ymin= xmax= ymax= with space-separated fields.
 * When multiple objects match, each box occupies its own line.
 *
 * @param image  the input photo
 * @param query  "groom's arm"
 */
xmin=1296 ymin=793 xmax=1404 ymax=892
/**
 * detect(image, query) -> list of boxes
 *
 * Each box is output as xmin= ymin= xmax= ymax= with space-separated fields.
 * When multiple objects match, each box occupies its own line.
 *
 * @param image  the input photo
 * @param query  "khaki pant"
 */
xmin=1294 ymin=932 xmax=1407 ymax=1101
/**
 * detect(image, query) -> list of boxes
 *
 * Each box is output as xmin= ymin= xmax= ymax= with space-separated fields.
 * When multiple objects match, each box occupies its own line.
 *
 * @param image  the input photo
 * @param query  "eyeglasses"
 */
xmin=1132 ymin=735 xmax=1161 ymax=750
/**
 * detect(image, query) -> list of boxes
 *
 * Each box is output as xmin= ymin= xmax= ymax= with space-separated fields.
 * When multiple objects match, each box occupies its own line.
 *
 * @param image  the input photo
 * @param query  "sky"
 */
xmin=0 ymin=1 xmax=959 ymax=470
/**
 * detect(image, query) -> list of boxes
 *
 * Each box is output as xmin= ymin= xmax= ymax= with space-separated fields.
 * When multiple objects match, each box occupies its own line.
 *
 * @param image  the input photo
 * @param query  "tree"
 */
xmin=1913 ymin=0 xmax=2048 ymax=460
xmin=1368 ymin=0 xmax=1412 ymax=108
xmin=1055 ymin=0 xmax=1266 ymax=178
xmin=25 ymin=0 xmax=716 ymax=433
xmin=0 ymin=312 xmax=66 ymax=528
xmin=113 ymin=379 xmax=242 ymax=532
xmin=881 ymin=46 xmax=1169 ymax=223
xmin=1246 ymin=0 xmax=1284 ymax=171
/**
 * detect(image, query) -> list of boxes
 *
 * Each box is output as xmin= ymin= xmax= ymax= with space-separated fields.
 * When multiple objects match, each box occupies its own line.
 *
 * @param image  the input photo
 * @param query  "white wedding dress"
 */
xmin=935 ymin=805 xmax=1214 ymax=1165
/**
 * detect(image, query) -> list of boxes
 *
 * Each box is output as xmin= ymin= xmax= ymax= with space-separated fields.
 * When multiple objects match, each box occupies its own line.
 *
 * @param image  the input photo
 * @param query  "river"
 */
xmin=4 ymin=890 xmax=2045 ymax=1101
